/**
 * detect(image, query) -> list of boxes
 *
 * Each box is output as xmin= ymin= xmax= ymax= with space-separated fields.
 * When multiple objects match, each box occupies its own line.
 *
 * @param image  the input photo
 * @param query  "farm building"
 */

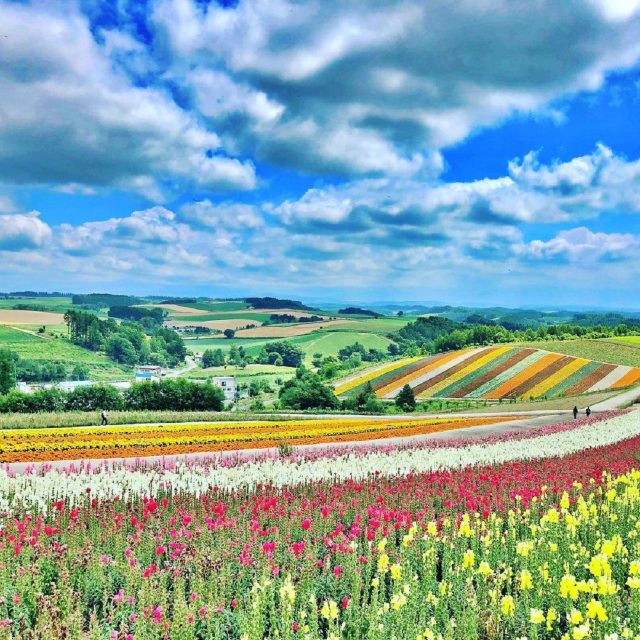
xmin=211 ymin=376 xmax=237 ymax=401
xmin=135 ymin=365 xmax=163 ymax=381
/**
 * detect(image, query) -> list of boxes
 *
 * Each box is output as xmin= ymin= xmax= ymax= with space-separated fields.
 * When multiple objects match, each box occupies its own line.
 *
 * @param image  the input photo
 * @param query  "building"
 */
xmin=135 ymin=365 xmax=163 ymax=381
xmin=211 ymin=376 xmax=237 ymax=402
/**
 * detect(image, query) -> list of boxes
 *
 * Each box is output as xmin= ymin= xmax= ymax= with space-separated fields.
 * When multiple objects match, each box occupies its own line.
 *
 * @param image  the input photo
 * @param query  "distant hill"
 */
xmin=244 ymin=297 xmax=315 ymax=311
xmin=338 ymin=307 xmax=382 ymax=317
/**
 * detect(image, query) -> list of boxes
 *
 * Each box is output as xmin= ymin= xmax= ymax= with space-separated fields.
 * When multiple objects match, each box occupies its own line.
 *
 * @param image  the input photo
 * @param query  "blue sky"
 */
xmin=2 ymin=0 xmax=640 ymax=307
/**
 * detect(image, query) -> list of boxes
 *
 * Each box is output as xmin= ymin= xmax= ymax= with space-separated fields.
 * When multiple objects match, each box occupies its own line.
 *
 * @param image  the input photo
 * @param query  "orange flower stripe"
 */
xmin=333 ymin=357 xmax=423 ymax=396
xmin=374 ymin=349 xmax=474 ymax=398
xmin=612 ymin=368 xmax=640 ymax=389
xmin=0 ymin=416 xmax=519 ymax=463
xmin=486 ymin=353 xmax=564 ymax=399
xmin=419 ymin=346 xmax=512 ymax=398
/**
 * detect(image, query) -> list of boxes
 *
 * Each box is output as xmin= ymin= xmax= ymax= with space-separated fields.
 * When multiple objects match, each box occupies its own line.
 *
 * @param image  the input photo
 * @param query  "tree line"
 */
xmin=0 ymin=378 xmax=224 ymax=414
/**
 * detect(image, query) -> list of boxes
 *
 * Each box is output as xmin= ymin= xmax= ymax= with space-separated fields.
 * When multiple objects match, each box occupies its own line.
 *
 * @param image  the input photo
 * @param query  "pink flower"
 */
xmin=301 ymin=518 xmax=311 ymax=530
xmin=333 ymin=565 xmax=343 ymax=578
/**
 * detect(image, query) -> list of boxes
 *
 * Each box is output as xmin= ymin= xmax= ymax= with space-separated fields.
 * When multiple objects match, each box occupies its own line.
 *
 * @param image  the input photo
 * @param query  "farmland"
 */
xmin=518 ymin=338 xmax=640 ymax=368
xmin=335 ymin=345 xmax=640 ymax=400
xmin=0 ymin=324 xmax=130 ymax=381
xmin=1 ymin=410 xmax=640 ymax=638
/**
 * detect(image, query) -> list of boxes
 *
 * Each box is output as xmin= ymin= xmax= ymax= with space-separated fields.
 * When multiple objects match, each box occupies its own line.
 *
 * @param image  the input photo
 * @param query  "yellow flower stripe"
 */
xmin=418 ymin=346 xmax=511 ymax=398
xmin=375 ymin=348 xmax=475 ymax=398
xmin=0 ymin=415 xmax=520 ymax=462
xmin=333 ymin=357 xmax=423 ymax=396
xmin=524 ymin=357 xmax=590 ymax=399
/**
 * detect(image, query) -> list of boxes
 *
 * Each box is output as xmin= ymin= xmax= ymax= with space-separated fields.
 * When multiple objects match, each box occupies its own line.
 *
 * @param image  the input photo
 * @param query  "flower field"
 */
xmin=334 ymin=346 xmax=640 ymax=400
xmin=1 ymin=410 xmax=640 ymax=638
xmin=0 ymin=416 xmax=518 ymax=463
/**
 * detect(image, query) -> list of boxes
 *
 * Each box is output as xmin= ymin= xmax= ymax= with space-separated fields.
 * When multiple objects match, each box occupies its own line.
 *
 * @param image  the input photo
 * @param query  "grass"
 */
xmin=286 ymin=331 xmax=393 ymax=363
xmin=0 ymin=324 xmax=130 ymax=381
xmin=175 ymin=301 xmax=249 ymax=312
xmin=517 ymin=339 xmax=640 ymax=367
xmin=0 ymin=410 xmax=318 ymax=430
xmin=169 ymin=312 xmax=274 ymax=322
xmin=610 ymin=336 xmax=640 ymax=346
xmin=0 ymin=296 xmax=73 ymax=313
xmin=318 ymin=317 xmax=413 ymax=334
xmin=184 ymin=363 xmax=296 ymax=382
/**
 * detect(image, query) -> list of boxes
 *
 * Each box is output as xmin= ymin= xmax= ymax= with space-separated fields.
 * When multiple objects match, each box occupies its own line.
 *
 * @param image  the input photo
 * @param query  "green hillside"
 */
xmin=517 ymin=339 xmax=640 ymax=368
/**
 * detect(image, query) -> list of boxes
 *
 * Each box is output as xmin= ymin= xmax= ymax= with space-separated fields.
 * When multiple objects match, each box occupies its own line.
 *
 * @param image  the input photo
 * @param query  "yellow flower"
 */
xmin=627 ymin=576 xmax=640 ymax=589
xmin=630 ymin=560 xmax=640 ymax=575
xmin=588 ymin=554 xmax=611 ymax=578
xmin=377 ymin=538 xmax=387 ymax=552
xmin=530 ymin=608 xmax=545 ymax=624
xmin=572 ymin=624 xmax=590 ymax=640
xmin=560 ymin=492 xmax=571 ymax=509
xmin=279 ymin=575 xmax=296 ymax=605
xmin=500 ymin=595 xmax=515 ymax=617
xmin=426 ymin=522 xmax=437 ymax=536
xmin=586 ymin=599 xmax=607 ymax=622
xmin=390 ymin=563 xmax=402 ymax=580
xmin=320 ymin=600 xmax=339 ymax=621
xmin=597 ymin=575 xmax=617 ymax=596
xmin=377 ymin=554 xmax=389 ymax=573
xmin=391 ymin=593 xmax=407 ymax=611
xmin=478 ymin=561 xmax=492 ymax=577
xmin=569 ymin=609 xmax=583 ymax=625
xmin=519 ymin=569 xmax=533 ymax=591
xmin=560 ymin=575 xmax=579 ymax=600
xmin=462 ymin=550 xmax=475 ymax=569
xmin=546 ymin=608 xmax=558 ymax=630
xmin=517 ymin=540 xmax=534 ymax=557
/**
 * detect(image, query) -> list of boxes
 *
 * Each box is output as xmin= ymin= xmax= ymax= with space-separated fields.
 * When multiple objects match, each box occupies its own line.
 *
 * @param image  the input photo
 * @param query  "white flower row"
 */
xmin=0 ymin=410 xmax=638 ymax=514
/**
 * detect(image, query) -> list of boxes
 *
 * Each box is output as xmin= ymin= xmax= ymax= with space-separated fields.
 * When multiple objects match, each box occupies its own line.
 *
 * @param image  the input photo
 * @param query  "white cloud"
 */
xmin=179 ymin=200 xmax=263 ymax=229
xmin=153 ymin=0 xmax=640 ymax=176
xmin=0 ymin=212 xmax=52 ymax=251
xmin=0 ymin=1 xmax=256 ymax=197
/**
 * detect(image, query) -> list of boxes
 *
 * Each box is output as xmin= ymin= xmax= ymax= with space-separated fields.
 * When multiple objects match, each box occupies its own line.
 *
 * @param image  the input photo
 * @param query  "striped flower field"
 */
xmin=334 ymin=346 xmax=640 ymax=401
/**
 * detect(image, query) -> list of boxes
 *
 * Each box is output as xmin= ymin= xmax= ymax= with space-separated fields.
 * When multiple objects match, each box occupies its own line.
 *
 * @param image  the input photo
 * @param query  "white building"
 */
xmin=135 ymin=365 xmax=163 ymax=381
xmin=211 ymin=376 xmax=237 ymax=401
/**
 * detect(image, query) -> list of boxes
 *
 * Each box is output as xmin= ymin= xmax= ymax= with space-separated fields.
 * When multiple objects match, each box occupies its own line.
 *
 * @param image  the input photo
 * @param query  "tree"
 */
xmin=279 ymin=369 xmax=339 ymax=410
xmin=106 ymin=335 xmax=138 ymax=366
xmin=201 ymin=349 xmax=225 ymax=369
xmin=395 ymin=384 xmax=416 ymax=412
xmin=71 ymin=364 xmax=90 ymax=381
xmin=224 ymin=329 xmax=236 ymax=339
xmin=0 ymin=349 xmax=17 ymax=395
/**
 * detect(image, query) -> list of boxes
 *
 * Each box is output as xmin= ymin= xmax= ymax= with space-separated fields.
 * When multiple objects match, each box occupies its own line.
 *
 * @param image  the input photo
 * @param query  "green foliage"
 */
xmin=108 ymin=305 xmax=165 ymax=323
xmin=71 ymin=364 xmax=90 ymax=380
xmin=223 ymin=328 xmax=236 ymax=339
xmin=395 ymin=384 xmax=416 ymax=412
xmin=71 ymin=293 xmax=143 ymax=307
xmin=201 ymin=348 xmax=226 ymax=368
xmin=256 ymin=341 xmax=305 ymax=368
xmin=0 ymin=348 xmax=17 ymax=395
xmin=0 ymin=379 xmax=224 ymax=413
xmin=343 ymin=381 xmax=385 ymax=413
xmin=16 ymin=359 xmax=67 ymax=382
xmin=279 ymin=367 xmax=339 ymax=410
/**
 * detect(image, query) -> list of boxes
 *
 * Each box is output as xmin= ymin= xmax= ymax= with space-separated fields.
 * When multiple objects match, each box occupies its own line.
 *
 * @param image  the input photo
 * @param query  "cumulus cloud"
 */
xmin=153 ymin=0 xmax=640 ymax=176
xmin=0 ymin=1 xmax=256 ymax=197
xmin=0 ymin=212 xmax=52 ymax=251
xmin=523 ymin=227 xmax=640 ymax=262
xmin=179 ymin=200 xmax=263 ymax=229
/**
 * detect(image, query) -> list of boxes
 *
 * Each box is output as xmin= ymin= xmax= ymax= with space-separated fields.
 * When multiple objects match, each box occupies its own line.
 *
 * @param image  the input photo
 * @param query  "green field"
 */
xmin=171 ymin=312 xmax=274 ymax=323
xmin=611 ymin=336 xmax=640 ymax=346
xmin=0 ymin=296 xmax=73 ymax=313
xmin=518 ymin=339 xmax=640 ymax=368
xmin=0 ymin=324 xmax=130 ymax=381
xmin=175 ymin=301 xmax=250 ymax=312
xmin=324 ymin=317 xmax=413 ymax=333
xmin=184 ymin=329 xmax=393 ymax=363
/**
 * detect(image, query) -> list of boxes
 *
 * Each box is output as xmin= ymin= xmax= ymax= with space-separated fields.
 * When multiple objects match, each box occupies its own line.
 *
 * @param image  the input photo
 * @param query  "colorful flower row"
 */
xmin=0 ymin=411 xmax=639 ymax=638
xmin=335 ymin=346 xmax=640 ymax=401
xmin=0 ymin=415 xmax=519 ymax=464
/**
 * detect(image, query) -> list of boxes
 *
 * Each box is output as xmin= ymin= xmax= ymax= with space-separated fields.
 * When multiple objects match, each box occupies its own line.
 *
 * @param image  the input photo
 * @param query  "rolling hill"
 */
xmin=334 ymin=346 xmax=640 ymax=401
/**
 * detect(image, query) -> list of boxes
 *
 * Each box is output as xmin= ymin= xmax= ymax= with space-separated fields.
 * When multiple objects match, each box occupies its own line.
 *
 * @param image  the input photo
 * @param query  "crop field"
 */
xmin=0 ymin=309 xmax=66 ymax=324
xmin=0 ymin=296 xmax=73 ymax=313
xmin=235 ymin=319 xmax=352 ymax=338
xmin=335 ymin=346 xmax=640 ymax=400
xmin=0 ymin=324 xmax=129 ymax=381
xmin=2 ymin=409 xmax=640 ymax=638
xmin=0 ymin=415 xmax=518 ymax=462
xmin=519 ymin=338 xmax=640 ymax=368
xmin=610 ymin=336 xmax=640 ymax=346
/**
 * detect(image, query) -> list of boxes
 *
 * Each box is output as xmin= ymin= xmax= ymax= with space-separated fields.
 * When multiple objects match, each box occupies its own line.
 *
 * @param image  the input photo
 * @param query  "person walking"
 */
xmin=586 ymin=406 xmax=591 ymax=417
xmin=100 ymin=409 xmax=109 ymax=426
xmin=573 ymin=405 xmax=578 ymax=420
